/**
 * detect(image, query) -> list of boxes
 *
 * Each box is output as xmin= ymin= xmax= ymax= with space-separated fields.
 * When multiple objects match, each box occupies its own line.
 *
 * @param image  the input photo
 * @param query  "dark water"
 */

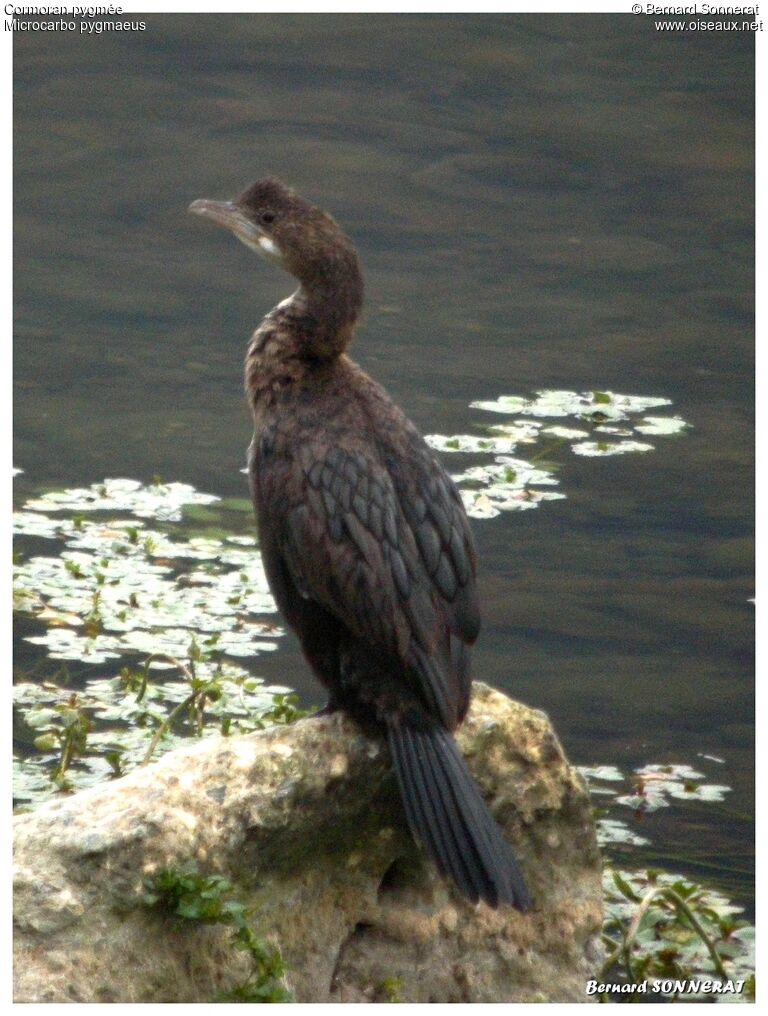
xmin=14 ymin=16 xmax=753 ymax=910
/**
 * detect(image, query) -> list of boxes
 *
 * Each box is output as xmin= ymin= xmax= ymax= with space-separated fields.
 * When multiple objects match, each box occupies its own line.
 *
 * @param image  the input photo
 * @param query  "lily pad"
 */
xmin=24 ymin=477 xmax=219 ymax=519
xmin=470 ymin=389 xmax=672 ymax=420
xmin=571 ymin=439 xmax=655 ymax=457
xmin=14 ymin=480 xmax=281 ymax=671
xmin=635 ymin=415 xmax=689 ymax=435
xmin=426 ymin=388 xmax=689 ymax=519
xmin=614 ymin=763 xmax=732 ymax=813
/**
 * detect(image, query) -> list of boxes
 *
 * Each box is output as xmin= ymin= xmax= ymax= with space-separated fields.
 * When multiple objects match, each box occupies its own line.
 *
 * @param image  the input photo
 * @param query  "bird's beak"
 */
xmin=189 ymin=198 xmax=284 ymax=266
xmin=188 ymin=199 xmax=262 ymax=248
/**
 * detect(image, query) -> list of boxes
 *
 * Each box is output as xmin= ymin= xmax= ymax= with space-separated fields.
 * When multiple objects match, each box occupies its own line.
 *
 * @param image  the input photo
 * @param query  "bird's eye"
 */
xmin=259 ymin=210 xmax=276 ymax=226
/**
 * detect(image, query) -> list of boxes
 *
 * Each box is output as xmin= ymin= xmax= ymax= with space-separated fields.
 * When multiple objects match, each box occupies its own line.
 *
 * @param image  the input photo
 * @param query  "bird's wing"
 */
xmin=275 ymin=434 xmax=479 ymax=728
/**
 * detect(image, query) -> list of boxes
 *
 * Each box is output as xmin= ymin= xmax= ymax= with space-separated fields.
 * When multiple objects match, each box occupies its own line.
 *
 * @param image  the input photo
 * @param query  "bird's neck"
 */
xmin=244 ymin=271 xmax=362 ymax=421
xmin=292 ymin=256 xmax=364 ymax=360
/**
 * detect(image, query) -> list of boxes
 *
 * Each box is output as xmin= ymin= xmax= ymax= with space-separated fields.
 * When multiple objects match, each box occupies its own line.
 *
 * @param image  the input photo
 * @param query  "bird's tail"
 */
xmin=387 ymin=720 xmax=531 ymax=909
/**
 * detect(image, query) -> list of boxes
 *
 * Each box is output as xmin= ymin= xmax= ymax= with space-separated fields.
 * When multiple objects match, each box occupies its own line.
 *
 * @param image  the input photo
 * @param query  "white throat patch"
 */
xmin=233 ymin=230 xmax=284 ymax=268
xmin=257 ymin=235 xmax=283 ymax=265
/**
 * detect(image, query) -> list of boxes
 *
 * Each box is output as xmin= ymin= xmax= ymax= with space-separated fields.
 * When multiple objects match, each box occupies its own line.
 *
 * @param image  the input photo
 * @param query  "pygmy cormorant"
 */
xmin=189 ymin=178 xmax=531 ymax=910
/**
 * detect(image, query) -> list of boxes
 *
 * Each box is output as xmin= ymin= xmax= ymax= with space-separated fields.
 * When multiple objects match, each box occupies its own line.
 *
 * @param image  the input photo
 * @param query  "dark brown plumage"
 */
xmin=189 ymin=178 xmax=531 ymax=909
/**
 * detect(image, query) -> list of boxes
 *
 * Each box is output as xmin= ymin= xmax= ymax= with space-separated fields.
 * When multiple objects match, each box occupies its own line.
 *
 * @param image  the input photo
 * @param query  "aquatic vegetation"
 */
xmin=578 ymin=761 xmax=732 ymax=841
xmin=426 ymin=424 xmax=539 ymax=454
xmin=14 ymin=482 xmax=280 ymax=670
xmin=24 ymin=693 xmax=92 ymax=790
xmin=571 ymin=440 xmax=655 ymax=457
xmin=578 ymin=764 xmax=624 ymax=783
xmin=635 ymin=416 xmax=689 ymax=436
xmin=469 ymin=390 xmax=672 ymax=419
xmin=601 ymin=867 xmax=754 ymax=1002
xmin=578 ymin=763 xmax=753 ymax=1000
xmin=616 ymin=763 xmax=731 ymax=812
xmin=426 ymin=389 xmax=690 ymax=518
xmin=23 ymin=477 xmax=219 ymax=520
xmin=14 ymin=647 xmax=304 ymax=804
xmin=596 ymin=820 xmax=651 ymax=849
xmin=12 ymin=478 xmax=300 ymax=805
xmin=448 ymin=457 xmax=566 ymax=518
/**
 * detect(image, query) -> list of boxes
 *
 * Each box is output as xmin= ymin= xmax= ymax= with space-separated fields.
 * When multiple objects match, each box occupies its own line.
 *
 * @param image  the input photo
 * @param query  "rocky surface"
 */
xmin=13 ymin=683 xmax=602 ymax=1003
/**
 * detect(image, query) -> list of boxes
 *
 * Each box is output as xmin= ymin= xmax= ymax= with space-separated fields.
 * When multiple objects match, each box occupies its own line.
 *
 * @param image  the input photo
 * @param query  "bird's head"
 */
xmin=188 ymin=177 xmax=361 ymax=295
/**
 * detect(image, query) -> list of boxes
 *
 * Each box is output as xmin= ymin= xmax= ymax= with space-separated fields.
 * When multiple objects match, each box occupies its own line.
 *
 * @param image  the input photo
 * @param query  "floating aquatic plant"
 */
xmin=14 ymin=482 xmax=280 ymax=670
xmin=572 ymin=439 xmax=655 ymax=457
xmin=601 ymin=866 xmax=754 ymax=1001
xmin=427 ymin=422 xmax=541 ymax=455
xmin=14 ymin=644 xmax=303 ymax=805
xmin=24 ymin=477 xmax=219 ymax=520
xmin=596 ymin=820 xmax=651 ymax=849
xmin=541 ymin=425 xmax=590 ymax=440
xmin=12 ymin=477 xmax=294 ymax=805
xmin=426 ymin=388 xmax=690 ymax=518
xmin=616 ymin=763 xmax=732 ymax=813
xmin=469 ymin=389 xmax=672 ymax=419
xmin=448 ymin=457 xmax=566 ymax=518
xmin=635 ymin=416 xmax=689 ymax=436
xmin=578 ymin=762 xmax=753 ymax=998
xmin=577 ymin=761 xmax=731 ymax=846
xmin=578 ymin=764 xmax=625 ymax=783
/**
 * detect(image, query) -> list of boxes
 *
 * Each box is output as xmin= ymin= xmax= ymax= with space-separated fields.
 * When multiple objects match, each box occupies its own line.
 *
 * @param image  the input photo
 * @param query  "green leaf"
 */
xmin=176 ymin=899 xmax=203 ymax=920
xmin=33 ymin=733 xmax=59 ymax=751
xmin=612 ymin=870 xmax=641 ymax=902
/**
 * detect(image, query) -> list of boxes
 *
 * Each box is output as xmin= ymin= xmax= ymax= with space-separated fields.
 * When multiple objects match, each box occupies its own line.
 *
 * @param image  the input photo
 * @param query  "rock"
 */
xmin=13 ymin=683 xmax=602 ymax=1003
